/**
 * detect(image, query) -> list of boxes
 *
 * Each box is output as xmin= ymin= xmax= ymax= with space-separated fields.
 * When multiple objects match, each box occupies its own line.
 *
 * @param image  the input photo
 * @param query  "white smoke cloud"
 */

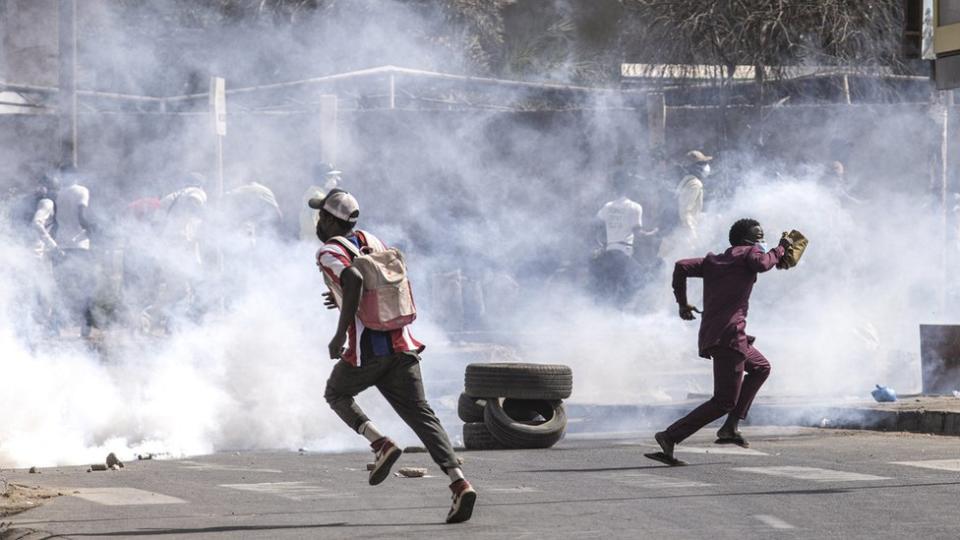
xmin=0 ymin=1 xmax=952 ymax=468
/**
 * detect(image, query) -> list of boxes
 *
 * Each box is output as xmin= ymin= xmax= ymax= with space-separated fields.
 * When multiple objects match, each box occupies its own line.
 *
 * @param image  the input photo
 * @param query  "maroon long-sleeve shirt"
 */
xmin=673 ymin=244 xmax=785 ymax=359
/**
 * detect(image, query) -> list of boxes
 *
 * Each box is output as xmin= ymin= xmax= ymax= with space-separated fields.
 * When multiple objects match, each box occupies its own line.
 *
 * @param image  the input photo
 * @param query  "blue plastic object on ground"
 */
xmin=871 ymin=384 xmax=897 ymax=403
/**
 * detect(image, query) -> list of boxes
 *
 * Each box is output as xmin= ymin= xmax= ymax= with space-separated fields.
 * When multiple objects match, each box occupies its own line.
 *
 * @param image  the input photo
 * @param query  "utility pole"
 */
xmin=57 ymin=0 xmax=78 ymax=169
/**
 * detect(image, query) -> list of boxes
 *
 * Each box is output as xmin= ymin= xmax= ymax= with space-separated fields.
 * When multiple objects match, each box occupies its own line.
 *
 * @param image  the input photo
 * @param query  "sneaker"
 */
xmin=446 ymin=479 xmax=477 ymax=524
xmin=368 ymin=437 xmax=402 ymax=486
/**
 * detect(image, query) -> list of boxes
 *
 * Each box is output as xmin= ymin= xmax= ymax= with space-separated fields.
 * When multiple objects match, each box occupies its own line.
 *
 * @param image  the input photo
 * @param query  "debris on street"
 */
xmin=395 ymin=467 xmax=428 ymax=478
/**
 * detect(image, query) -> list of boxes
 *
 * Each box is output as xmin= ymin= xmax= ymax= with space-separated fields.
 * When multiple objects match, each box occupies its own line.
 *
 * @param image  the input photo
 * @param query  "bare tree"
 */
xmin=620 ymin=0 xmax=905 ymax=83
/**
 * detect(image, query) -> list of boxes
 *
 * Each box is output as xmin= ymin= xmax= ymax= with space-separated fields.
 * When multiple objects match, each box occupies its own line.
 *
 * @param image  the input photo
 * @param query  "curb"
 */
xmin=565 ymin=403 xmax=960 ymax=437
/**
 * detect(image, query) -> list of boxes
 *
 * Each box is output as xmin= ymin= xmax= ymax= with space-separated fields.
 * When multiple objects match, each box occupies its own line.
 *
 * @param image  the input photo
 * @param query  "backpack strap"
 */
xmin=329 ymin=235 xmax=362 ymax=260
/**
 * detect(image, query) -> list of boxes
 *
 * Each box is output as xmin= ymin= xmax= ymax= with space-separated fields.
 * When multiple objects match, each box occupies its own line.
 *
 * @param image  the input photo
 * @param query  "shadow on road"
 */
xmin=513 ymin=463 xmax=726 ymax=473
xmin=56 ymin=521 xmax=446 ymax=537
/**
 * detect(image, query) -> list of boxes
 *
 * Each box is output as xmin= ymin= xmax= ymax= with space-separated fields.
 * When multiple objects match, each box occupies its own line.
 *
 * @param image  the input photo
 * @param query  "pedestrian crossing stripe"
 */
xmin=485 ymin=486 xmax=542 ymax=493
xmin=179 ymin=461 xmax=283 ymax=473
xmin=615 ymin=473 xmax=712 ymax=489
xmin=891 ymin=459 xmax=960 ymax=472
xmin=753 ymin=514 xmax=796 ymax=529
xmin=672 ymin=445 xmax=768 ymax=456
xmin=72 ymin=487 xmax=186 ymax=506
xmin=220 ymin=481 xmax=356 ymax=501
xmin=733 ymin=466 xmax=889 ymax=482
xmin=622 ymin=442 xmax=768 ymax=456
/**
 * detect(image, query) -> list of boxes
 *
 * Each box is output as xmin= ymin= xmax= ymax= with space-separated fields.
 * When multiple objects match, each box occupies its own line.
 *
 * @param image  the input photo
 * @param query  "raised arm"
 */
xmin=745 ymin=238 xmax=791 ymax=273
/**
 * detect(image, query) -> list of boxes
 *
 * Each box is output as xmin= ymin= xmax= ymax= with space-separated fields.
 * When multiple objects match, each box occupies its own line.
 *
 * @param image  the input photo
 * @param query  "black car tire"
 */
xmin=464 ymin=363 xmax=572 ymax=400
xmin=462 ymin=421 xmax=509 ymax=450
xmin=483 ymin=397 xmax=567 ymax=449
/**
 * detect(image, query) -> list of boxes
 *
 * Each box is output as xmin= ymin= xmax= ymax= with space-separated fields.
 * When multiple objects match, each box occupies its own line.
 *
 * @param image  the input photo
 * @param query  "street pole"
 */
xmin=57 ymin=0 xmax=77 ymax=169
xmin=940 ymin=89 xmax=953 ymax=317
xmin=210 ymin=76 xmax=226 ymax=310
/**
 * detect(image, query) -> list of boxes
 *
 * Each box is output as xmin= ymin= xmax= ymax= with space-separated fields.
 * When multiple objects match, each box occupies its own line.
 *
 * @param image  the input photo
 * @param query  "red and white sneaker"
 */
xmin=368 ymin=437 xmax=402 ymax=486
xmin=446 ymin=479 xmax=477 ymax=524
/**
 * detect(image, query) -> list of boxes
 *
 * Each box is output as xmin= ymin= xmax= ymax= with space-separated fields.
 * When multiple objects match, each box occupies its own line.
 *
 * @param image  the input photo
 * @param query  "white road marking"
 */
xmin=734 ymin=466 xmax=889 ymax=482
xmin=72 ymin=487 xmax=186 ymax=506
xmin=672 ymin=445 xmax=768 ymax=456
xmin=220 ymin=481 xmax=355 ymax=501
xmin=891 ymin=459 xmax=960 ymax=472
xmin=485 ymin=486 xmax=542 ymax=493
xmin=616 ymin=473 xmax=712 ymax=489
xmin=753 ymin=514 xmax=796 ymax=529
xmin=625 ymin=442 xmax=768 ymax=456
xmin=178 ymin=461 xmax=282 ymax=473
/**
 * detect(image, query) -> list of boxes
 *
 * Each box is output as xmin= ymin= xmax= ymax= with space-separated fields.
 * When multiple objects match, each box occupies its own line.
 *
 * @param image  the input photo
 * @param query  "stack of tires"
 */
xmin=459 ymin=363 xmax=573 ymax=450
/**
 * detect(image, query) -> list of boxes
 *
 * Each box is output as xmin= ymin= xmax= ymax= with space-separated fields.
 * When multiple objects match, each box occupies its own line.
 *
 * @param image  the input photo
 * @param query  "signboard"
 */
xmin=935 ymin=0 xmax=960 ymax=56
xmin=209 ymin=76 xmax=226 ymax=136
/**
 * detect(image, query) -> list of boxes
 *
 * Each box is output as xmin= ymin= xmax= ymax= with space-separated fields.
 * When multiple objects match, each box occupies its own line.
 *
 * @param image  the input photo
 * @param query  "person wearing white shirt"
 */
xmin=597 ymin=196 xmax=645 ymax=257
xmin=591 ymin=173 xmax=657 ymax=308
xmin=26 ymin=175 xmax=62 ymax=337
xmin=53 ymin=171 xmax=96 ymax=337
xmin=55 ymin=176 xmax=91 ymax=251
xmin=676 ymin=150 xmax=712 ymax=244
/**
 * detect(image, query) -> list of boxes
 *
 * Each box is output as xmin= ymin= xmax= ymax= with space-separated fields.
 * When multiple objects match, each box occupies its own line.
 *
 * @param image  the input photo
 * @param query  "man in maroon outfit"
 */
xmin=647 ymin=218 xmax=793 ymax=465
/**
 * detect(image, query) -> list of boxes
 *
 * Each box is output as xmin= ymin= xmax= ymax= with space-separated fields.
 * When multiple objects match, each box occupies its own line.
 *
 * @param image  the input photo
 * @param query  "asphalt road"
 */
xmin=4 ymin=427 xmax=960 ymax=539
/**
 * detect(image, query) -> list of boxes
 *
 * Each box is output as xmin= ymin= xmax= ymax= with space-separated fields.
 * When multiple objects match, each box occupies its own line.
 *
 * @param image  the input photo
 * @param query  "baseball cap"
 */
xmin=313 ymin=162 xmax=342 ymax=179
xmin=685 ymin=150 xmax=713 ymax=164
xmin=308 ymin=188 xmax=360 ymax=223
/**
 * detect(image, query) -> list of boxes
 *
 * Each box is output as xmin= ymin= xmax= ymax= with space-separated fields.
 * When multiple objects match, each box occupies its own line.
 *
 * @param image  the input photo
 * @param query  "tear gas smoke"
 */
xmin=0 ymin=2 xmax=951 ymax=467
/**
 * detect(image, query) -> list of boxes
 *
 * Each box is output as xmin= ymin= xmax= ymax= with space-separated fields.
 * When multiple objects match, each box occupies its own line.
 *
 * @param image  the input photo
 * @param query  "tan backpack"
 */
xmin=329 ymin=233 xmax=417 ymax=331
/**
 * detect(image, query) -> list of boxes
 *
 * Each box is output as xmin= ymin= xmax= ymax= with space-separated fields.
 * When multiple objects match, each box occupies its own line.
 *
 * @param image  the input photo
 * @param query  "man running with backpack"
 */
xmin=311 ymin=189 xmax=477 ymax=524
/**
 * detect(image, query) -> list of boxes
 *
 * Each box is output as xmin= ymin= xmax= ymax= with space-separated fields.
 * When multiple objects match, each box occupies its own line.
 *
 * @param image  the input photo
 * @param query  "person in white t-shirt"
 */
xmin=299 ymin=163 xmax=341 ymax=242
xmin=53 ymin=170 xmax=96 ymax=337
xmin=597 ymin=196 xmax=644 ymax=257
xmin=55 ymin=173 xmax=91 ymax=251
xmin=30 ymin=174 xmax=61 ymax=261
xmin=591 ymin=172 xmax=656 ymax=308
xmin=26 ymin=174 xmax=62 ymax=337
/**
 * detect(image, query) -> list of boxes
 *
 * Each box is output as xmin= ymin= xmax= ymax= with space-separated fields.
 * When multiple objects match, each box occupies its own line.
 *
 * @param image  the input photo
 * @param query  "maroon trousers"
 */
xmin=665 ymin=345 xmax=770 ymax=444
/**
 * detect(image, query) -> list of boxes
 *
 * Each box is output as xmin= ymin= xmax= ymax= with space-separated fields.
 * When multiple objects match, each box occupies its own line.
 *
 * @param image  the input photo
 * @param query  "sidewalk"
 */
xmin=567 ymin=395 xmax=960 ymax=436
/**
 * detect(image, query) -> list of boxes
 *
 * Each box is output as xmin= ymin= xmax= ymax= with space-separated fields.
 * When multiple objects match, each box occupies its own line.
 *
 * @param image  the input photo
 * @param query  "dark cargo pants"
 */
xmin=324 ymin=352 xmax=460 ymax=472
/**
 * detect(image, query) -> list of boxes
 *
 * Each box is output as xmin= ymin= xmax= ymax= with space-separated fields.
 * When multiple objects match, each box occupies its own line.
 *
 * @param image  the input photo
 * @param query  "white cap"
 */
xmin=308 ymin=189 xmax=360 ymax=223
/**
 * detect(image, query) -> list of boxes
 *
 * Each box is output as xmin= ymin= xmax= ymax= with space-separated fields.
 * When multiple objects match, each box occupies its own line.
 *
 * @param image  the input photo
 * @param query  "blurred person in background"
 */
xmin=22 ymin=172 xmax=62 ymax=338
xmin=225 ymin=180 xmax=283 ymax=245
xmin=53 ymin=168 xmax=96 ymax=338
xmin=823 ymin=160 xmax=862 ymax=206
xmin=675 ymin=150 xmax=712 ymax=246
xmin=150 ymin=173 xmax=208 ymax=333
xmin=299 ymin=162 xmax=341 ymax=243
xmin=591 ymin=171 xmax=657 ymax=309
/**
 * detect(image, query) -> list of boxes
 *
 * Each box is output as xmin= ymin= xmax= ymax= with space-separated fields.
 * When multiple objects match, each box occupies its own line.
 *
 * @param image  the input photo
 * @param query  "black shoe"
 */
xmin=715 ymin=431 xmax=750 ymax=448
xmin=644 ymin=432 xmax=686 ymax=466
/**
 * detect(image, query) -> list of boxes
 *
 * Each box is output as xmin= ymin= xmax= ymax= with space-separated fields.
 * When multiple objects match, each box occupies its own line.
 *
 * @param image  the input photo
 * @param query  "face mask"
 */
xmin=700 ymin=163 xmax=711 ymax=178
xmin=754 ymin=240 xmax=769 ymax=253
